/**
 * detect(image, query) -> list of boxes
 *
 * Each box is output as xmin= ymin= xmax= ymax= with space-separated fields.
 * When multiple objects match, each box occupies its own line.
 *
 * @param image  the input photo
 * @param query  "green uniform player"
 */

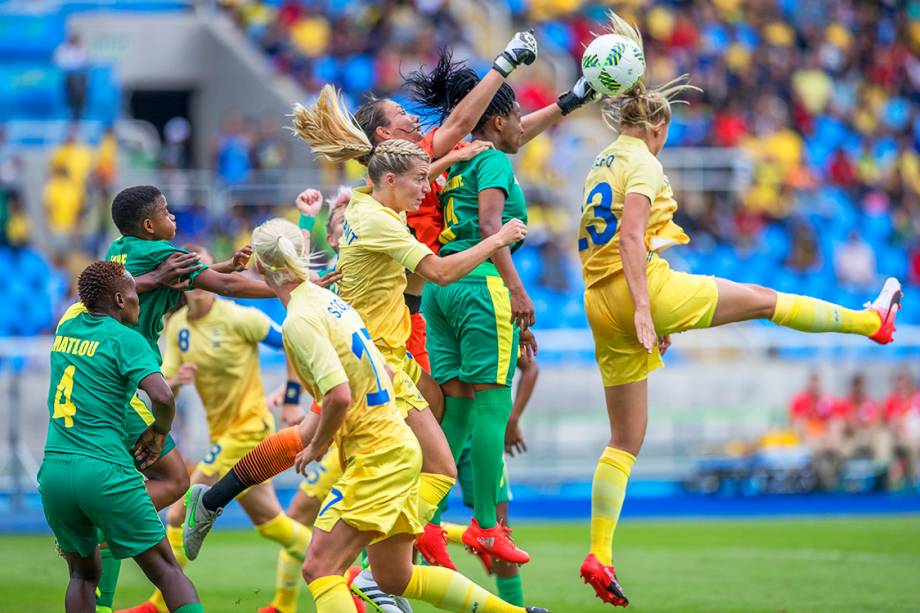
xmin=38 ymin=261 xmax=204 ymax=613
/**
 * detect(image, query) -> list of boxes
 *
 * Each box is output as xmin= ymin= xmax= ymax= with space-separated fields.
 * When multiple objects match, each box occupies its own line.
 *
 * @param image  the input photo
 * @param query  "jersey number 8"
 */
xmin=578 ymin=181 xmax=618 ymax=252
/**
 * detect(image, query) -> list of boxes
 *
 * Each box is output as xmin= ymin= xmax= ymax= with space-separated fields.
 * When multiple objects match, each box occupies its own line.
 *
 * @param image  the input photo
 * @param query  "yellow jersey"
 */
xmin=578 ymin=134 xmax=689 ymax=289
xmin=282 ymin=281 xmax=414 ymax=459
xmin=336 ymin=187 xmax=433 ymax=350
xmin=162 ymin=298 xmax=273 ymax=441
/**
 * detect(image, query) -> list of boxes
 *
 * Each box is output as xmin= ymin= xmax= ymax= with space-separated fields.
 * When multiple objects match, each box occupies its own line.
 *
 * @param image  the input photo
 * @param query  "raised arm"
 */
xmin=427 ymin=140 xmax=493 ymax=182
xmin=135 ymin=252 xmax=201 ymax=293
xmin=479 ymin=188 xmax=534 ymax=330
xmin=193 ymin=268 xmax=276 ymax=298
xmin=414 ymin=218 xmax=526 ymax=286
xmin=620 ymin=193 xmax=654 ymax=353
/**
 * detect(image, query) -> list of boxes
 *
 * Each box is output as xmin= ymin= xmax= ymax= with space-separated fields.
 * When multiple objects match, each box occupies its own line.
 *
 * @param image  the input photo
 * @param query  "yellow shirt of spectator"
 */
xmin=578 ymin=134 xmax=689 ymax=289
xmin=336 ymin=187 xmax=433 ymax=351
xmin=49 ymin=142 xmax=94 ymax=189
xmin=162 ymin=298 xmax=274 ymax=441
xmin=44 ymin=175 xmax=82 ymax=234
xmin=282 ymin=281 xmax=414 ymax=460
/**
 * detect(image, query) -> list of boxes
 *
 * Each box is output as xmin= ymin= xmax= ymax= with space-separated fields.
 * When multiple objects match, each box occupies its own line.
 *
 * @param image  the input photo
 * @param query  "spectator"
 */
xmin=835 ymin=374 xmax=893 ymax=485
xmin=43 ymin=165 xmax=82 ymax=255
xmin=834 ymin=230 xmax=877 ymax=290
xmin=48 ymin=125 xmax=93 ymax=192
xmin=883 ymin=370 xmax=920 ymax=489
xmin=786 ymin=219 xmax=821 ymax=273
xmin=53 ymin=32 xmax=88 ymax=121
xmin=213 ymin=113 xmax=252 ymax=184
xmin=160 ymin=116 xmax=192 ymax=171
xmin=788 ymin=372 xmax=839 ymax=490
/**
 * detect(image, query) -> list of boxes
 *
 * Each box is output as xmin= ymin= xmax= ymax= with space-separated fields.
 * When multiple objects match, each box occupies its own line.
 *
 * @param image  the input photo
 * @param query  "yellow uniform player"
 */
xmin=120 ymin=246 xmax=311 ymax=613
xmin=577 ymin=13 xmax=903 ymax=608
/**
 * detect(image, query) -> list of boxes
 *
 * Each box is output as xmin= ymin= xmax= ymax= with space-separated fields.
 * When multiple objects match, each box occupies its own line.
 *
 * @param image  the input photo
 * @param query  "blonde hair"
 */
xmin=599 ymin=11 xmax=700 ymax=135
xmin=291 ymin=85 xmax=429 ymax=182
xmin=251 ymin=218 xmax=310 ymax=285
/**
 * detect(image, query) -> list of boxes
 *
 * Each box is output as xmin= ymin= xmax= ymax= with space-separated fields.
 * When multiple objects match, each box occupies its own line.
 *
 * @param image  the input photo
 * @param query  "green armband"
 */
xmin=298 ymin=214 xmax=316 ymax=232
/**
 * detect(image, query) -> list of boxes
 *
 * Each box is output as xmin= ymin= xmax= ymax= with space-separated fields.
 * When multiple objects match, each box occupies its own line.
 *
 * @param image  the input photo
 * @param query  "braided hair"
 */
xmin=406 ymin=49 xmax=516 ymax=132
xmin=291 ymin=85 xmax=429 ymax=182
xmin=78 ymin=261 xmax=129 ymax=310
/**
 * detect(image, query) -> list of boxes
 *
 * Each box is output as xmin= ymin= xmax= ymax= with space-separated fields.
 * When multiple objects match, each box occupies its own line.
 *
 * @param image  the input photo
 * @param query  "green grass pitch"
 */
xmin=2 ymin=517 xmax=919 ymax=612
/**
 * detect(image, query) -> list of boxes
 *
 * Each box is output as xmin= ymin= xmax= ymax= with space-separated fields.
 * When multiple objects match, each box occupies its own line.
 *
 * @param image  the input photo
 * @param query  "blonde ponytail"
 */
xmin=251 ymin=218 xmax=310 ymax=285
xmin=598 ymin=11 xmax=700 ymax=135
xmin=291 ymin=84 xmax=429 ymax=182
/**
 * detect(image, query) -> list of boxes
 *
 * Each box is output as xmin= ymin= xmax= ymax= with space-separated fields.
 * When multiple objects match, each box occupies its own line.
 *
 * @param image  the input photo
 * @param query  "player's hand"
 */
xmin=173 ymin=363 xmax=197 ymax=386
xmin=281 ymin=403 xmax=305 ymax=427
xmin=519 ymin=328 xmax=538 ymax=360
xmin=155 ymin=252 xmax=201 ymax=289
xmin=494 ymin=29 xmax=538 ymax=77
xmin=634 ymin=307 xmax=656 ymax=354
xmin=509 ymin=285 xmax=535 ymax=331
xmin=557 ymin=77 xmax=600 ymax=116
xmin=505 ymin=418 xmax=527 ymax=456
xmin=495 ymin=219 xmax=527 ymax=247
xmin=231 ymin=245 xmax=253 ymax=271
xmin=658 ymin=335 xmax=672 ymax=356
xmin=133 ymin=426 xmax=167 ymax=469
xmin=295 ymin=188 xmax=324 ymax=217
xmin=454 ymin=140 xmax=493 ymax=162
xmin=314 ymin=270 xmax=343 ymax=289
xmin=294 ymin=442 xmax=327 ymax=475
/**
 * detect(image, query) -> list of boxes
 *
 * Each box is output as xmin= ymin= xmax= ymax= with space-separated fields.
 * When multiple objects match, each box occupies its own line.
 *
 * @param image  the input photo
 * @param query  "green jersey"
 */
xmin=105 ymin=235 xmax=207 ymax=360
xmin=45 ymin=312 xmax=162 ymax=467
xmin=438 ymin=148 xmax=528 ymax=272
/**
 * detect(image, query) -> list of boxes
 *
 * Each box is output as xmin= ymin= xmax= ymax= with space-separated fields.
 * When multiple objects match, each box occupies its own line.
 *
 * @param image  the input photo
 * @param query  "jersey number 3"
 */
xmin=579 ymin=181 xmax=617 ymax=251
xmin=350 ymin=328 xmax=390 ymax=406
xmin=53 ymin=365 xmax=77 ymax=428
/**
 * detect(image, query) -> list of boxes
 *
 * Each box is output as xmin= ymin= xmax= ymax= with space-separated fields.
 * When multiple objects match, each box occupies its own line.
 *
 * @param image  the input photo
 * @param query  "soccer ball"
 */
xmin=581 ymin=34 xmax=645 ymax=96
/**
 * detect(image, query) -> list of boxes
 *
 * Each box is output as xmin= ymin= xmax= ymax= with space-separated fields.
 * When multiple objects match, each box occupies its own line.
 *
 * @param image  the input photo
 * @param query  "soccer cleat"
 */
xmin=181 ymin=483 xmax=221 ymax=561
xmin=866 ymin=277 xmax=903 ymax=345
xmin=580 ymin=553 xmax=629 ymax=607
xmin=526 ymin=608 xmax=552 ymax=613
xmin=471 ymin=548 xmax=494 ymax=575
xmin=349 ymin=568 xmax=412 ymax=613
xmin=114 ymin=603 xmax=159 ymax=613
xmin=256 ymin=608 xmax=281 ymax=613
xmin=461 ymin=518 xmax=530 ymax=565
xmin=415 ymin=522 xmax=457 ymax=570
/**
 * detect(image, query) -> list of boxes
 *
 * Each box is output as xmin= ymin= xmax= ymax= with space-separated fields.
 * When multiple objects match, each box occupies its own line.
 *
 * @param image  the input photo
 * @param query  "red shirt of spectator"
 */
xmin=789 ymin=389 xmax=836 ymax=436
xmin=834 ymin=389 xmax=881 ymax=429
xmin=406 ymin=128 xmax=466 ymax=253
xmin=883 ymin=371 xmax=920 ymax=423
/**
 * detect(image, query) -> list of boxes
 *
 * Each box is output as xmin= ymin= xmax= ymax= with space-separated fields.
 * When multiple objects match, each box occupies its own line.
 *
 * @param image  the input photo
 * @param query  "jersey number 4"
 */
xmin=350 ymin=328 xmax=390 ymax=406
xmin=53 ymin=365 xmax=77 ymax=428
xmin=578 ymin=181 xmax=618 ymax=251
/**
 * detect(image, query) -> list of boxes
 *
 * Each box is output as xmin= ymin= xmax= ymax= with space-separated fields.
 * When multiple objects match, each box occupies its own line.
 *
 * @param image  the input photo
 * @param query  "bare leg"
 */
xmin=62 ymin=550 xmax=101 ymax=613
xmin=287 ymin=488 xmax=323 ymax=526
xmin=143 ymin=447 xmax=191 ymax=511
xmin=406 ymin=407 xmax=457 ymax=479
xmin=133 ymin=538 xmax=200 ymax=611
xmin=418 ymin=369 xmax=445 ymax=422
xmin=604 ymin=380 xmax=649 ymax=456
xmin=711 ymin=279 xmax=777 ymax=327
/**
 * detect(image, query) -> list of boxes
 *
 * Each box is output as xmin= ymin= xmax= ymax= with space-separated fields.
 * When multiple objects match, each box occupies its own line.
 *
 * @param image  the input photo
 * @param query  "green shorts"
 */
xmin=38 ymin=453 xmax=166 ymax=559
xmin=456 ymin=437 xmax=511 ymax=508
xmin=125 ymin=393 xmax=176 ymax=465
xmin=422 ymin=275 xmax=519 ymax=386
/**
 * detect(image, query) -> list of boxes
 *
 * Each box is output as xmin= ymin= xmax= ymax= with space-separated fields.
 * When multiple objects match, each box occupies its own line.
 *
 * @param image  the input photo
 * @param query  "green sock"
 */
xmin=471 ymin=387 xmax=512 ymax=529
xmin=173 ymin=604 xmax=205 ymax=613
xmin=432 ymin=396 xmax=474 ymax=524
xmin=495 ymin=574 xmax=524 ymax=606
xmin=96 ymin=546 xmax=121 ymax=610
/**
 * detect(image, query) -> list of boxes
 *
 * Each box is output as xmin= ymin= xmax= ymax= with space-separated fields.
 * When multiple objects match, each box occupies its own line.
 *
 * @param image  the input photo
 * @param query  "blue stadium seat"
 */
xmin=0 ymin=13 xmax=66 ymax=60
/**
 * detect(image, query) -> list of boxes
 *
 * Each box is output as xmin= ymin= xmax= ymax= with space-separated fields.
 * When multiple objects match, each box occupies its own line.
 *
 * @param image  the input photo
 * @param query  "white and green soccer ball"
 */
xmin=581 ymin=34 xmax=645 ymax=96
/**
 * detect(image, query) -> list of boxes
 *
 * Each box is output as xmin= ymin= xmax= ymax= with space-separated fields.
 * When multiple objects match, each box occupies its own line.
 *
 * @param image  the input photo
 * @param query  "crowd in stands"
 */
xmin=788 ymin=369 xmax=920 ymax=491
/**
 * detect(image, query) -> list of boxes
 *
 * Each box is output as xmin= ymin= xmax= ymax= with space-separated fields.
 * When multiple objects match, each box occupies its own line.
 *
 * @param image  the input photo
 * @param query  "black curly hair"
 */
xmin=111 ymin=185 xmax=163 ymax=234
xmin=405 ymin=49 xmax=516 ymax=132
xmin=78 ymin=261 xmax=129 ymax=310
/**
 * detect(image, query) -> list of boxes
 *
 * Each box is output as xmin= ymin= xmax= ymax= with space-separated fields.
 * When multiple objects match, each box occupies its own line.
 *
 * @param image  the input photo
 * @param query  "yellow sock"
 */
xmin=308 ymin=575 xmax=356 ymax=613
xmin=148 ymin=525 xmax=187 ymax=612
xmin=771 ymin=293 xmax=880 ymax=336
xmin=590 ymin=447 xmax=636 ymax=567
xmin=256 ymin=512 xmax=313 ymax=561
xmin=442 ymin=521 xmax=466 ymax=545
xmin=402 ymin=565 xmax=525 ymax=613
xmin=270 ymin=549 xmax=303 ymax=613
xmin=417 ymin=472 xmax=456 ymax=525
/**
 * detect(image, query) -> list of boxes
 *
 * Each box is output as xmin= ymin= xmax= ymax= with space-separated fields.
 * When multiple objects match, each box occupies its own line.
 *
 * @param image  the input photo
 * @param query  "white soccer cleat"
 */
xmin=182 ymin=483 xmax=221 ymax=561
xmin=350 ymin=568 xmax=413 ymax=613
xmin=865 ymin=277 xmax=903 ymax=345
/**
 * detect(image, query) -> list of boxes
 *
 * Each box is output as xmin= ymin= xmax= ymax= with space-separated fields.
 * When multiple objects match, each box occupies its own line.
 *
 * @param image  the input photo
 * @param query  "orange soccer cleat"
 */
xmin=114 ymin=603 xmax=159 ymax=613
xmin=580 ymin=553 xmax=629 ymax=607
xmin=415 ymin=522 xmax=457 ymax=570
xmin=461 ymin=518 xmax=530 ymax=565
xmin=868 ymin=277 xmax=903 ymax=345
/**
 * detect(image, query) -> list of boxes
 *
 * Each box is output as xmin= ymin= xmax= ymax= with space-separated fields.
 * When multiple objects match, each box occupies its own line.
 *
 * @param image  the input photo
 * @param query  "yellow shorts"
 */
xmin=314 ymin=441 xmax=423 ymax=541
xmin=196 ymin=420 xmax=276 ymax=480
xmin=377 ymin=343 xmax=427 ymax=418
xmin=298 ymin=445 xmax=344 ymax=500
xmin=585 ymin=256 xmax=718 ymax=387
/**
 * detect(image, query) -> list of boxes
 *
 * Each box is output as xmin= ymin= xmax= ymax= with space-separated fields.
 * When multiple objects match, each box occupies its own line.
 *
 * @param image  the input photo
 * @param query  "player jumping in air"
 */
xmin=40 ymin=261 xmax=203 ymax=613
xmin=577 ymin=14 xmax=903 ymax=608
xmin=183 ymin=218 xmax=551 ymax=613
xmin=118 ymin=245 xmax=312 ymax=613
